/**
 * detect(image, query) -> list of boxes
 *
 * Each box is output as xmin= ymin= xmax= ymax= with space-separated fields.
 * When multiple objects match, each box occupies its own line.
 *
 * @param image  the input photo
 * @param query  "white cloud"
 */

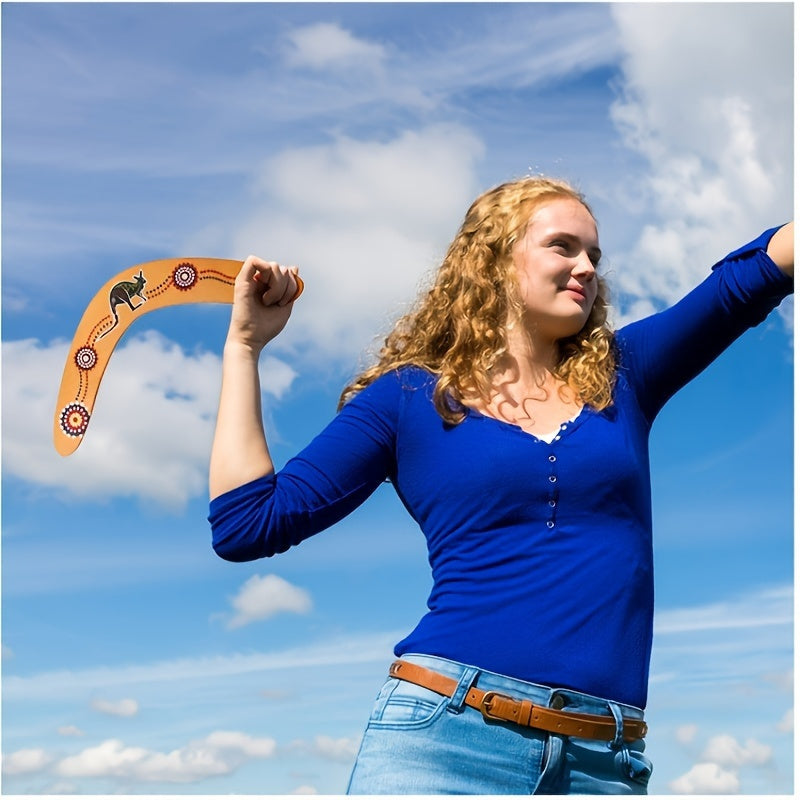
xmin=226 ymin=574 xmax=312 ymax=629
xmin=2 ymin=332 xmax=295 ymax=508
xmin=284 ymin=22 xmax=386 ymax=72
xmin=669 ymin=733 xmax=774 ymax=794
xmin=2 ymin=747 xmax=52 ymax=776
xmin=609 ymin=3 xmax=792 ymax=321
xmin=675 ymin=723 xmax=698 ymax=745
xmin=4 ymin=630 xmax=399 ymax=701
xmin=199 ymin=125 xmax=484 ymax=363
xmin=776 ymin=708 xmax=793 ymax=734
xmin=648 ymin=585 xmax=792 ymax=733
xmin=55 ymin=730 xmax=276 ymax=783
xmin=90 ymin=697 xmax=139 ymax=718
xmin=701 ymin=734 xmax=772 ymax=769
xmin=204 ymin=730 xmax=277 ymax=758
xmin=4 ymin=5 xmax=616 ymax=180
xmin=764 ymin=669 xmax=793 ymax=694
xmin=58 ymin=725 xmax=85 ymax=738
xmin=57 ymin=740 xmax=147 ymax=779
xmin=289 ymin=735 xmax=359 ymax=763
xmin=669 ymin=762 xmax=740 ymax=794
xmin=312 ymin=734 xmax=359 ymax=762
xmin=260 ymin=687 xmax=293 ymax=701
xmin=654 ymin=584 xmax=792 ymax=635
xmin=44 ymin=780 xmax=79 ymax=794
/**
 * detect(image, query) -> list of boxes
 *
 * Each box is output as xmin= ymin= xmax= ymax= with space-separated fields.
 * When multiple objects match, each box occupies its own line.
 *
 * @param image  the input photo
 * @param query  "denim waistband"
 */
xmin=398 ymin=653 xmax=645 ymax=721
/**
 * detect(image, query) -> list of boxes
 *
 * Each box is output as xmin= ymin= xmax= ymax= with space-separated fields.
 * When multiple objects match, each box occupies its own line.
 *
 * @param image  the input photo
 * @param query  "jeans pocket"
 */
xmin=368 ymin=678 xmax=449 ymax=729
xmin=615 ymin=745 xmax=653 ymax=788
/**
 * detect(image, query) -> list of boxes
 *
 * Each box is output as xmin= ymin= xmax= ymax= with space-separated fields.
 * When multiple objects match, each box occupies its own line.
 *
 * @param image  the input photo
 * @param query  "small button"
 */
xmin=548 ymin=500 xmax=556 ymax=508
xmin=548 ymin=475 xmax=557 ymax=483
xmin=554 ymin=436 xmax=561 ymax=441
xmin=546 ymin=521 xmax=555 ymax=529
xmin=548 ymin=455 xmax=556 ymax=463
xmin=551 ymin=693 xmax=566 ymax=710
xmin=560 ymin=424 xmax=568 ymax=430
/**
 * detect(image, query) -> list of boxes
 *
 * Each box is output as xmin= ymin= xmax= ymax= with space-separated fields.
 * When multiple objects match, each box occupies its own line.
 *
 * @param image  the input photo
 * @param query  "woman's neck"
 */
xmin=502 ymin=322 xmax=559 ymax=380
xmin=470 ymin=329 xmax=582 ymax=434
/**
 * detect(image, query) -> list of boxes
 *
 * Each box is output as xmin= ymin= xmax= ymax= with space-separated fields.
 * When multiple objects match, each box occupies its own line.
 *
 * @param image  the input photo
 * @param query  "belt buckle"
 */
xmin=480 ymin=690 xmax=515 ymax=721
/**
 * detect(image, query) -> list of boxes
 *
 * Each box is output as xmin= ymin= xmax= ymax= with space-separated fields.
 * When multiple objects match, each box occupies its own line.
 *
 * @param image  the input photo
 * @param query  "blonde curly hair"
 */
xmin=339 ymin=176 xmax=616 ymax=424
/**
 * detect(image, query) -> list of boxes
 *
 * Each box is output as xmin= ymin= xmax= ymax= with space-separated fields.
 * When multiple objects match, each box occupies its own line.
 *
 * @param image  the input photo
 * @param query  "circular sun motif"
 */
xmin=172 ymin=262 xmax=198 ymax=291
xmin=74 ymin=346 xmax=98 ymax=371
xmin=59 ymin=403 xmax=91 ymax=438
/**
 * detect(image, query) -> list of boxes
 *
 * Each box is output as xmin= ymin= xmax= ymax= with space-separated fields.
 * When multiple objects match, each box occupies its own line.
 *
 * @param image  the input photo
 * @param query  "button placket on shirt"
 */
xmin=545 ymin=434 xmax=564 ymax=529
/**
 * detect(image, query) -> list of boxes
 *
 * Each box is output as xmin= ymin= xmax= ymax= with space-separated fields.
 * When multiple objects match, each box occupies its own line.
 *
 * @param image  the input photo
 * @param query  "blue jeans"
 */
xmin=347 ymin=654 xmax=652 ymax=795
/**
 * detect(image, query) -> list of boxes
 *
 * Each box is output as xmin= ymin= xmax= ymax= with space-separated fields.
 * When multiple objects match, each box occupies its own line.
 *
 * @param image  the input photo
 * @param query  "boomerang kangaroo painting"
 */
xmin=98 ymin=270 xmax=148 ymax=340
xmin=53 ymin=258 xmax=302 ymax=455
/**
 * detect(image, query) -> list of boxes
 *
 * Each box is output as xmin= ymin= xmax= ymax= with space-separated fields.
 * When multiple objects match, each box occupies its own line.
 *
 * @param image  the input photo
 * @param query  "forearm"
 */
xmin=767 ymin=221 xmax=794 ymax=277
xmin=209 ymin=341 xmax=274 ymax=500
xmin=209 ymin=256 xmax=301 ymax=500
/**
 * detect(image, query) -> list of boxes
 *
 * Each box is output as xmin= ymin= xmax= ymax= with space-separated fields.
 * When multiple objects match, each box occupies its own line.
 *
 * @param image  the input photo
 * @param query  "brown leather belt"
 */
xmin=389 ymin=660 xmax=647 ymax=743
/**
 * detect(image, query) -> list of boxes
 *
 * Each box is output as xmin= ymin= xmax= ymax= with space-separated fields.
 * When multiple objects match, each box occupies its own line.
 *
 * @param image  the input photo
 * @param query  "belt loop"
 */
xmin=607 ymin=702 xmax=625 ymax=751
xmin=447 ymin=666 xmax=479 ymax=715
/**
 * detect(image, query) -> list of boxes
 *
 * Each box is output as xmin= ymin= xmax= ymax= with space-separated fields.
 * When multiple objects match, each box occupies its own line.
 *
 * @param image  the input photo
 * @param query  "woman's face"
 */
xmin=511 ymin=197 xmax=600 ymax=342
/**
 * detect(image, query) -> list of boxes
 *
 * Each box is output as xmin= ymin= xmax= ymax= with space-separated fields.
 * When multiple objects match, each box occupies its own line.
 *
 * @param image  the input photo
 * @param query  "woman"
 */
xmin=209 ymin=177 xmax=793 ymax=794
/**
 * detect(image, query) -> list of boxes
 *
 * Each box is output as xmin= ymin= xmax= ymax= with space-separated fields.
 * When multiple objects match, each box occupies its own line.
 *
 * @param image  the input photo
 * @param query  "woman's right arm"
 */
xmin=209 ymin=256 xmax=300 ymax=501
xmin=209 ymin=257 xmax=401 ymax=562
xmin=209 ymin=363 xmax=402 ymax=562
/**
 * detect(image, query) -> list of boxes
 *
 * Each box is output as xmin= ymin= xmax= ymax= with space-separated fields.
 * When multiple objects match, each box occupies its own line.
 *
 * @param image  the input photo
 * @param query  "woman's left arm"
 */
xmin=767 ymin=221 xmax=794 ymax=277
xmin=616 ymin=222 xmax=794 ymax=423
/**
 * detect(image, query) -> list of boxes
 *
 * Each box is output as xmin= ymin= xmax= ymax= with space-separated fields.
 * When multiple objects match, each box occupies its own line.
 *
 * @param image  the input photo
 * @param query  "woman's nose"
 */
xmin=573 ymin=252 xmax=596 ymax=278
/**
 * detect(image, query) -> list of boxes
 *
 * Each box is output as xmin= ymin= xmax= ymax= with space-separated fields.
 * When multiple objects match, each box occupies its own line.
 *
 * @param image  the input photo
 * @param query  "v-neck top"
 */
xmin=209 ymin=227 xmax=792 ymax=708
xmin=468 ymin=408 xmax=583 ymax=443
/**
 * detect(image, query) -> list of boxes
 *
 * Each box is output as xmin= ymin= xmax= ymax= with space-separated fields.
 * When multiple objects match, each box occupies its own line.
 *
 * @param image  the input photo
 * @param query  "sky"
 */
xmin=1 ymin=2 xmax=794 ymax=795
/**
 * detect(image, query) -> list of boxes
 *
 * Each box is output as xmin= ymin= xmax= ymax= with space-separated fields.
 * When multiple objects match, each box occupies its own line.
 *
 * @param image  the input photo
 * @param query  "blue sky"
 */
xmin=1 ymin=2 xmax=794 ymax=795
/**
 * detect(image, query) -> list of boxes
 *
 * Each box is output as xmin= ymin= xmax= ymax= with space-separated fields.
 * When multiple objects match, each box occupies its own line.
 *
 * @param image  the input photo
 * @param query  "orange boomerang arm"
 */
xmin=53 ymin=257 xmax=303 ymax=456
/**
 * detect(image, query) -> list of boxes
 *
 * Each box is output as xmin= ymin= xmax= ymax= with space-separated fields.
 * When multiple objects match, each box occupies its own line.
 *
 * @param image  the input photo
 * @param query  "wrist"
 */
xmin=223 ymin=338 xmax=264 ymax=363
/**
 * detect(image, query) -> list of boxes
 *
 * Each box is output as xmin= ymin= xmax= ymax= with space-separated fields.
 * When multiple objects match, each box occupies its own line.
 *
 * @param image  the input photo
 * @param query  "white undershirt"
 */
xmin=533 ymin=410 xmax=581 ymax=443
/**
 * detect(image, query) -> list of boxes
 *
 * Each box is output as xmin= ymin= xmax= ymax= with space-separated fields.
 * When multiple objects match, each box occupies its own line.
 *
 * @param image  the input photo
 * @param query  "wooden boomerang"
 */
xmin=53 ymin=258 xmax=303 ymax=456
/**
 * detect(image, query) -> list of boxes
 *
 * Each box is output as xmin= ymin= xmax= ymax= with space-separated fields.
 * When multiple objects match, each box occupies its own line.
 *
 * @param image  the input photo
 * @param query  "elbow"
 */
xmin=208 ymin=473 xmax=283 ymax=562
xmin=208 ymin=482 xmax=306 ymax=561
xmin=212 ymin=536 xmax=254 ymax=562
xmin=211 ymin=520 xmax=292 ymax=561
xmin=209 ymin=482 xmax=282 ymax=561
xmin=212 ymin=529 xmax=277 ymax=562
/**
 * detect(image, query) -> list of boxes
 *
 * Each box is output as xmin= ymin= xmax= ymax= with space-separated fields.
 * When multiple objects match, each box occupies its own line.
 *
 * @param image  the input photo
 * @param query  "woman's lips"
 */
xmin=562 ymin=285 xmax=587 ymax=301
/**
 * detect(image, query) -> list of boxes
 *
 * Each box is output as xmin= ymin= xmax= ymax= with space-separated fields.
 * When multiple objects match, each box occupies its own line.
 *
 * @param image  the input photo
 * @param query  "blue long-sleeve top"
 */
xmin=209 ymin=228 xmax=792 ymax=708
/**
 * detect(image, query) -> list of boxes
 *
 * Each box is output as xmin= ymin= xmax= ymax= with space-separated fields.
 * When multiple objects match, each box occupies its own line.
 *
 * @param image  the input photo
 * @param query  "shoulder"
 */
xmin=394 ymin=364 xmax=438 ymax=391
xmin=342 ymin=364 xmax=437 ymax=415
xmin=356 ymin=364 xmax=436 ymax=396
